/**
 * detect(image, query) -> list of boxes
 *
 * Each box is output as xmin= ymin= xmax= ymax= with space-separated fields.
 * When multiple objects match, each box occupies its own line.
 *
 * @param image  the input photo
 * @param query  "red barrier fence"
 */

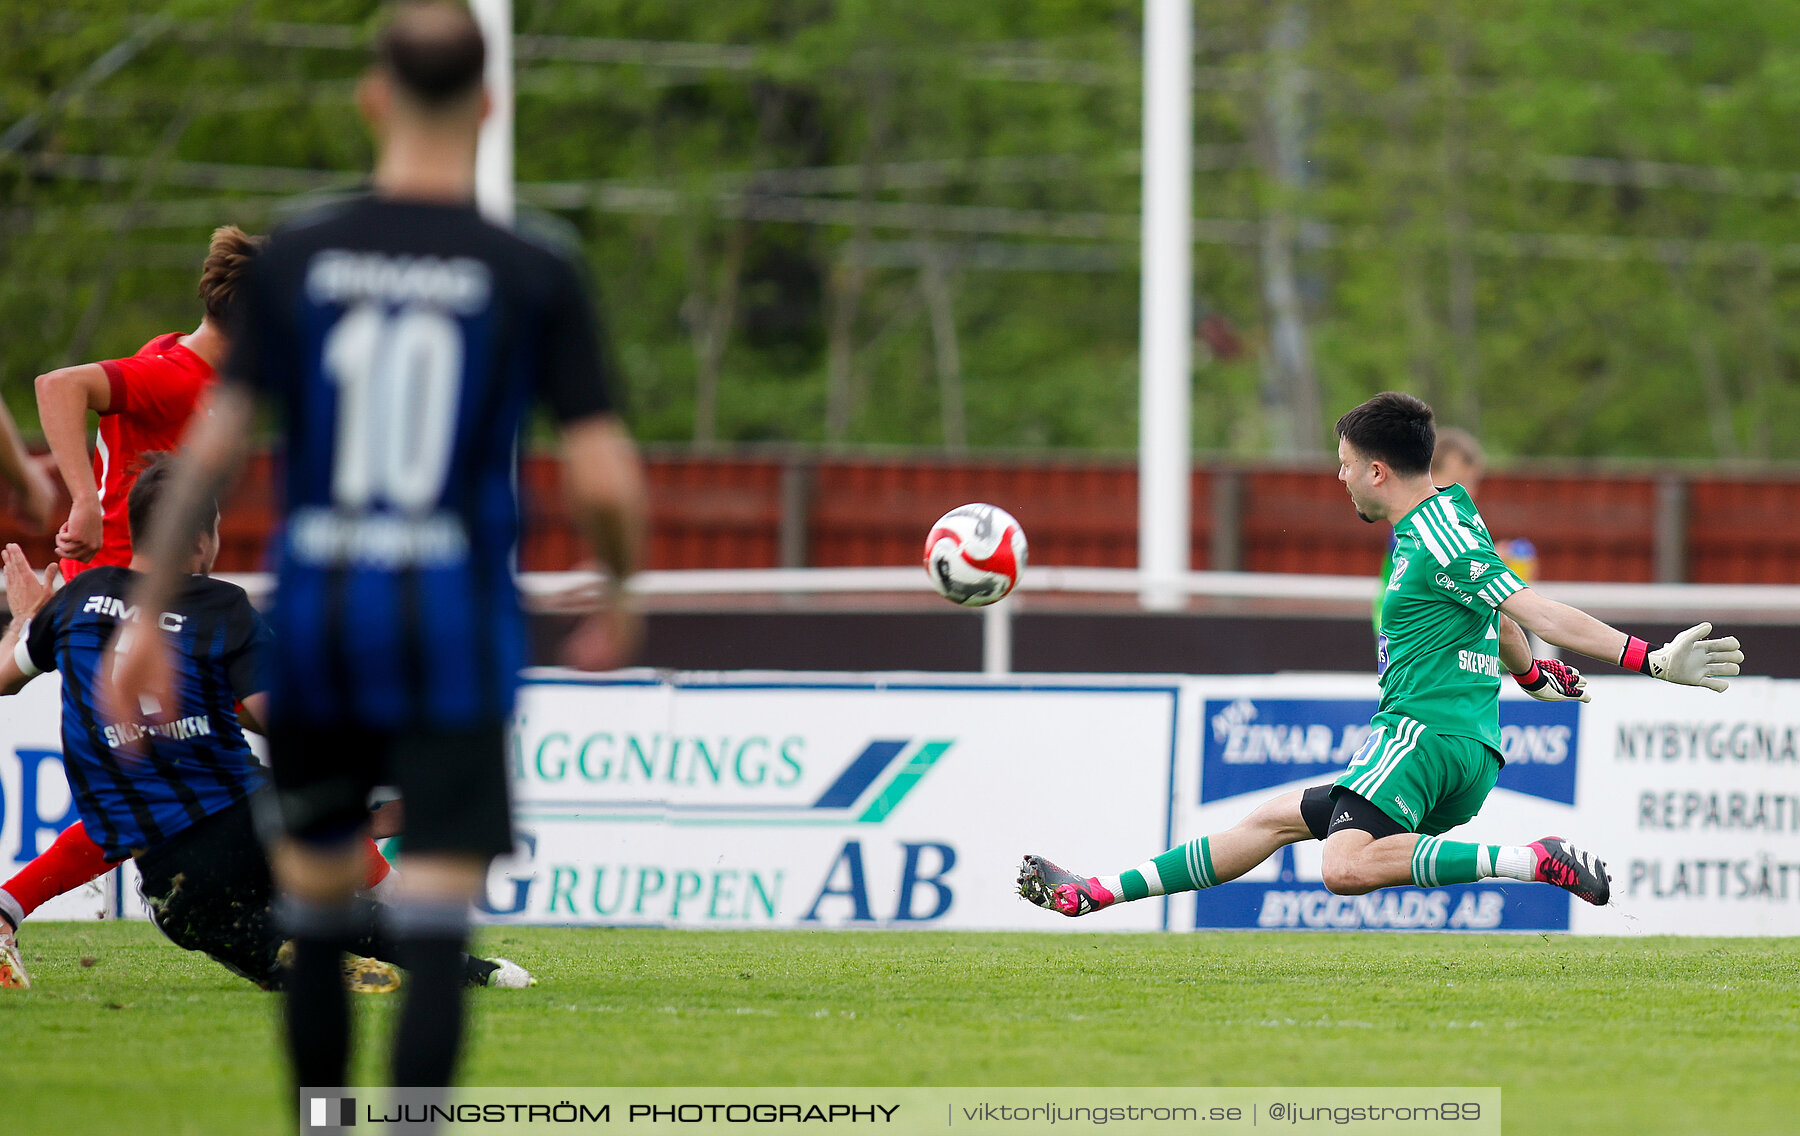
xmin=4 ymin=450 xmax=1795 ymax=585
xmin=627 ymin=453 xmax=1800 ymax=585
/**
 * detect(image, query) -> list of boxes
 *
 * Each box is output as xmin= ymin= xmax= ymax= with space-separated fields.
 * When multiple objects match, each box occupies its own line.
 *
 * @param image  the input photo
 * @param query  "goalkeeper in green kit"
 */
xmin=1020 ymin=392 xmax=1744 ymax=916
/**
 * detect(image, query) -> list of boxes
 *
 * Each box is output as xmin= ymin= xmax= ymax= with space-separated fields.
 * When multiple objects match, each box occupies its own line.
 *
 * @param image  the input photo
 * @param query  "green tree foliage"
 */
xmin=3 ymin=1 xmax=1799 ymax=460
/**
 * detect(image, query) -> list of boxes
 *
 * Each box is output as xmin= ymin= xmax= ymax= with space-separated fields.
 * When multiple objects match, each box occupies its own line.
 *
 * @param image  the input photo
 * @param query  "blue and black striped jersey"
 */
xmin=224 ymin=196 xmax=618 ymax=730
xmin=17 ymin=567 xmax=270 ymax=861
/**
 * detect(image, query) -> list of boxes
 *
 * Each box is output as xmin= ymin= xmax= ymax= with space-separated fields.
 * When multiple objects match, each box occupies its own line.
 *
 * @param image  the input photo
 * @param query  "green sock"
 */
xmin=1117 ymin=837 xmax=1218 ymax=901
xmin=1410 ymin=836 xmax=1501 ymax=887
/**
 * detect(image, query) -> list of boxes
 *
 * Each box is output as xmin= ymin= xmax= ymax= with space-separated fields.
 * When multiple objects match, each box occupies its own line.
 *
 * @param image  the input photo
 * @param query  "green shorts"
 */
xmin=1332 ymin=715 xmax=1501 ymax=836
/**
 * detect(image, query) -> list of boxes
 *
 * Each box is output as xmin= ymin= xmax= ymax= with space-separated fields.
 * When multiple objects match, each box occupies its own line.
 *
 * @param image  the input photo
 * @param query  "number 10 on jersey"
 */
xmin=323 ymin=302 xmax=464 ymax=511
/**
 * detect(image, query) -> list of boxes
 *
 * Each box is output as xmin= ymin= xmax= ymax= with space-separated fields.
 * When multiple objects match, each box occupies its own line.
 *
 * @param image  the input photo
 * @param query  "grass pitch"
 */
xmin=8 ymin=923 xmax=1798 ymax=1135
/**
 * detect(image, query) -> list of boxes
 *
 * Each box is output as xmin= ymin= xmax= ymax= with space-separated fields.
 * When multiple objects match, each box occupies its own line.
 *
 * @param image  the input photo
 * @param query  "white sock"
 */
xmin=1494 ymin=846 xmax=1536 ymax=882
xmin=1094 ymin=874 xmax=1125 ymax=898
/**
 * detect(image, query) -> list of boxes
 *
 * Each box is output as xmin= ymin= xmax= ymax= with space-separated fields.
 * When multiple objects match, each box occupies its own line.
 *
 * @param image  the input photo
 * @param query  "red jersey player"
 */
xmin=0 ymin=229 xmax=403 ymax=991
xmin=37 ymin=226 xmax=261 ymax=578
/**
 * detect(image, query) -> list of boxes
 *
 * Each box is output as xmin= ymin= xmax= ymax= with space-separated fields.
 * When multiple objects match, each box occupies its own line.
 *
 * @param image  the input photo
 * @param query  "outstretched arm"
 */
xmin=1499 ymin=587 xmax=1743 ymax=693
xmin=1497 ymin=588 xmax=1629 ymax=662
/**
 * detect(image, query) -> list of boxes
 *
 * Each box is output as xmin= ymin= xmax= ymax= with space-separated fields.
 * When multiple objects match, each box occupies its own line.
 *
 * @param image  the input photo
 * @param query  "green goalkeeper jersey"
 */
xmin=1378 ymin=484 xmax=1526 ymax=754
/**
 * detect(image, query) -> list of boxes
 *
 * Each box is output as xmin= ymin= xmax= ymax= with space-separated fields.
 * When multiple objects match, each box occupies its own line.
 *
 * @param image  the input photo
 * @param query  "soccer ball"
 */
xmin=923 ymin=504 xmax=1027 ymax=607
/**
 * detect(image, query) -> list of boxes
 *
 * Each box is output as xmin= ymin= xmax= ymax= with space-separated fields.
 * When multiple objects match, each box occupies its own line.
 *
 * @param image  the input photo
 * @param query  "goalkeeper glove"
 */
xmin=1511 ymin=658 xmax=1590 ymax=703
xmin=1619 ymin=622 xmax=1744 ymax=693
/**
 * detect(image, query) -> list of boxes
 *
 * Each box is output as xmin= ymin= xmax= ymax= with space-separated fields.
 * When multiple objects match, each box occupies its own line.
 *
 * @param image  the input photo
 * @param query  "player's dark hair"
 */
xmin=127 ymin=453 xmax=219 ymax=546
xmin=197 ymin=225 xmax=264 ymax=325
xmin=1335 ymin=392 xmax=1435 ymax=475
xmin=375 ymin=2 xmax=486 ymax=108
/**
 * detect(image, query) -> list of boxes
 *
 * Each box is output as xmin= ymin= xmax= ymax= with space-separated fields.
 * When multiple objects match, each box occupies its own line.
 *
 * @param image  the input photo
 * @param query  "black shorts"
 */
xmin=1301 ymin=783 xmax=1408 ymax=841
xmin=136 ymin=796 xmax=283 ymax=987
xmin=269 ymin=722 xmax=513 ymax=861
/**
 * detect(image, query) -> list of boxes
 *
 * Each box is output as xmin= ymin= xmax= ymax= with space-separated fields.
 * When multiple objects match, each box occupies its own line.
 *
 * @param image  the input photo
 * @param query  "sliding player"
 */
xmin=1020 ymin=392 xmax=1742 ymax=918
xmin=0 ymin=460 xmax=356 ymax=987
xmin=0 ymin=459 xmax=530 ymax=990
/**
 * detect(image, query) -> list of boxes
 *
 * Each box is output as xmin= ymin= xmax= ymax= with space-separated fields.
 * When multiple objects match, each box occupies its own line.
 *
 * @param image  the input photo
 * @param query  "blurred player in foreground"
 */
xmin=1021 ymin=392 xmax=1742 ymax=918
xmin=109 ymin=0 xmax=646 ymax=1111
xmin=0 ymin=458 xmax=532 ymax=992
xmin=0 ymin=227 xmax=397 ymax=986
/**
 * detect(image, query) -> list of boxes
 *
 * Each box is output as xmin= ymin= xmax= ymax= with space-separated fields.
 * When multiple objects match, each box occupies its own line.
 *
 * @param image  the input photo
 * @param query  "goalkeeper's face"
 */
xmin=1337 ymin=436 xmax=1381 ymax=524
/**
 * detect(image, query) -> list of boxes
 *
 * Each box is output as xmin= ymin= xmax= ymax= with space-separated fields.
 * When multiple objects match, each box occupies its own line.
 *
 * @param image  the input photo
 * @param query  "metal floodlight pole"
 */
xmin=1138 ymin=0 xmax=1194 ymax=611
xmin=471 ymin=0 xmax=515 ymax=225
